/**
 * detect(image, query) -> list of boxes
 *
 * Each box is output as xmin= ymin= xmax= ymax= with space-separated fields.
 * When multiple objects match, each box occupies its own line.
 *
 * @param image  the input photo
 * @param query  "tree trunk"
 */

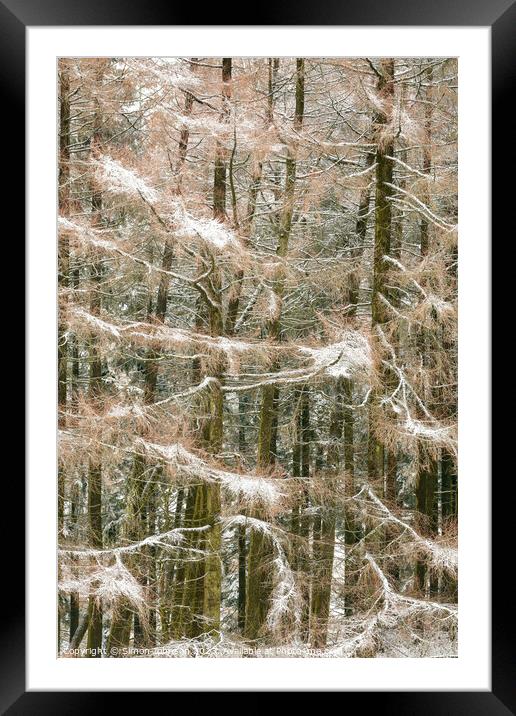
xmin=86 ymin=260 xmax=104 ymax=657
xmin=178 ymin=59 xmax=232 ymax=639
xmin=368 ymin=59 xmax=395 ymax=484
xmin=86 ymin=63 xmax=107 ymax=655
xmin=415 ymin=65 xmax=439 ymax=593
xmin=58 ymin=61 xmax=71 ymax=648
xmin=310 ymin=381 xmax=341 ymax=647
xmin=246 ymin=59 xmax=305 ymax=642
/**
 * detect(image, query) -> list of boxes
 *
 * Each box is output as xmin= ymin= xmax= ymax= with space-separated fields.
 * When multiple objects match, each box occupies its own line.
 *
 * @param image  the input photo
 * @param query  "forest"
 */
xmin=58 ymin=56 xmax=458 ymax=658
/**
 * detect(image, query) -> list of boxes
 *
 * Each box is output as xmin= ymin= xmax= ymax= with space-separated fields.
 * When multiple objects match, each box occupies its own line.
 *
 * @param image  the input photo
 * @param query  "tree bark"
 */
xmin=246 ymin=59 xmax=305 ymax=642
xmin=415 ymin=65 xmax=439 ymax=593
xmin=86 ymin=62 xmax=108 ymax=655
xmin=58 ymin=61 xmax=71 ymax=648
xmin=368 ymin=59 xmax=395 ymax=485
xmin=310 ymin=381 xmax=341 ymax=647
xmin=178 ymin=59 xmax=232 ymax=639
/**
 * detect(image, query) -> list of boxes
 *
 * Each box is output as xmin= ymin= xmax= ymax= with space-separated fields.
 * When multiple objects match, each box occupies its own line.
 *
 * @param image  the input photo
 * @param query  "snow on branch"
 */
xmin=376 ymin=326 xmax=457 ymax=453
xmin=67 ymin=307 xmax=373 ymax=392
xmin=174 ymin=209 xmax=243 ymax=253
xmin=355 ymin=485 xmax=457 ymax=576
xmin=298 ymin=332 xmax=373 ymax=380
xmin=67 ymin=306 xmax=256 ymax=358
xmin=92 ymin=155 xmax=158 ymax=202
xmin=224 ymin=331 xmax=373 ymax=393
xmin=364 ymin=552 xmax=457 ymax=618
xmin=72 ymin=306 xmax=123 ymax=339
xmin=327 ymin=552 xmax=457 ymax=658
xmin=385 ymin=182 xmax=456 ymax=232
xmin=139 ymin=440 xmax=285 ymax=511
xmin=59 ymin=554 xmax=147 ymax=616
xmin=224 ymin=515 xmax=299 ymax=631
xmin=402 ymin=415 xmax=453 ymax=446
xmin=59 ymin=526 xmax=205 ymax=558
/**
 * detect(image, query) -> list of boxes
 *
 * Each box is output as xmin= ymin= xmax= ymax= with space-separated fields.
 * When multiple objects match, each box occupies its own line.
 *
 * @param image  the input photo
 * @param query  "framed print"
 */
xmin=7 ymin=0 xmax=508 ymax=709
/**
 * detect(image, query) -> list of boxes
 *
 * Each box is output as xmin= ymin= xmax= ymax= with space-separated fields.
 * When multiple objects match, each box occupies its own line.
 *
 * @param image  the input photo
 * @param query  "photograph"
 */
xmin=57 ymin=55 xmax=459 ymax=659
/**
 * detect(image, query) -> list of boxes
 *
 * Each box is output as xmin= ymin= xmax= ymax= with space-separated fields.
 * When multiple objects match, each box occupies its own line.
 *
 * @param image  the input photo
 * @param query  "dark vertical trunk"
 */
xmin=86 ymin=247 xmax=104 ymax=656
xmin=201 ymin=58 xmax=233 ymax=637
xmin=159 ymin=484 xmax=183 ymax=642
xmin=246 ymin=59 xmax=305 ymax=642
xmin=86 ymin=63 xmax=107 ymax=655
xmin=58 ymin=61 xmax=71 ymax=648
xmin=224 ymin=158 xmax=262 ymax=335
xmin=69 ymin=608 xmax=90 ymax=650
xmin=370 ymin=59 xmax=395 ymax=328
xmin=415 ymin=448 xmax=438 ymax=592
xmin=340 ymin=149 xmax=374 ymax=618
xmin=106 ymin=78 xmax=198 ymax=651
xmin=169 ymin=486 xmax=196 ymax=638
xmin=69 ymin=591 xmax=80 ymax=644
xmin=213 ymin=58 xmax=232 ymax=222
xmin=310 ymin=382 xmax=340 ymax=647
xmin=298 ymin=389 xmax=311 ymax=640
xmin=346 ymin=150 xmax=375 ymax=314
xmin=368 ymin=59 xmax=395 ymax=484
xmin=291 ymin=387 xmax=311 ymax=640
xmin=58 ymin=63 xmax=70 ymax=533
xmin=68 ymin=264 xmax=81 ymax=642
xmin=237 ymin=395 xmax=248 ymax=633
xmin=86 ymin=462 xmax=103 ymax=655
xmin=342 ymin=378 xmax=361 ymax=616
xmin=441 ymin=450 xmax=457 ymax=520
xmin=267 ymin=58 xmax=280 ymax=125
xmin=179 ymin=59 xmax=232 ymax=639
xmin=87 ymin=215 xmax=104 ymax=656
xmin=440 ymin=450 xmax=458 ymax=599
xmin=415 ymin=65 xmax=439 ymax=594
xmin=237 ymin=522 xmax=247 ymax=633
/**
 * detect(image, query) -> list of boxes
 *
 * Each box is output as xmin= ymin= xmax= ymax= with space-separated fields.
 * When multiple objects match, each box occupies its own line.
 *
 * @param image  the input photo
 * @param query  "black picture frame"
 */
xmin=8 ymin=0 xmax=507 ymax=710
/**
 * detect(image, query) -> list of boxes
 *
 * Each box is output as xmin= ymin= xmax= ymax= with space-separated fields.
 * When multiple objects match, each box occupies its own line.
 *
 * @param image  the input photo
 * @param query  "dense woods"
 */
xmin=58 ymin=56 xmax=458 ymax=658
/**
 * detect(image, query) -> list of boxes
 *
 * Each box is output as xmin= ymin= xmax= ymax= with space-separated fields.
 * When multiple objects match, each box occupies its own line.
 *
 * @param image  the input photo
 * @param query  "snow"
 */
xmin=267 ymin=539 xmax=299 ymax=630
xmin=107 ymin=403 xmax=146 ymax=419
xmin=58 ymin=216 xmax=78 ymax=232
xmin=69 ymin=308 xmax=254 ymax=356
xmin=59 ymin=554 xmax=146 ymax=614
xmin=299 ymin=331 xmax=373 ymax=380
xmin=93 ymin=155 xmax=158 ymax=202
xmin=225 ymin=515 xmax=298 ymax=630
xmin=402 ymin=416 xmax=452 ymax=445
xmin=383 ymin=254 xmax=407 ymax=272
xmin=60 ymin=527 xmax=194 ymax=559
xmin=267 ymin=290 xmax=281 ymax=320
xmin=324 ymin=552 xmax=457 ymax=658
xmin=139 ymin=440 xmax=284 ymax=509
xmin=426 ymin=294 xmax=454 ymax=317
xmin=357 ymin=485 xmax=458 ymax=576
xmin=175 ymin=210 xmax=241 ymax=252
xmin=73 ymin=306 xmax=121 ymax=338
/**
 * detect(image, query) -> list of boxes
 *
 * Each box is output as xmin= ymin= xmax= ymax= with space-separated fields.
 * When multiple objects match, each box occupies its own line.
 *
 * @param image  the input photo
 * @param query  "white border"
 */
xmin=27 ymin=26 xmax=490 ymax=691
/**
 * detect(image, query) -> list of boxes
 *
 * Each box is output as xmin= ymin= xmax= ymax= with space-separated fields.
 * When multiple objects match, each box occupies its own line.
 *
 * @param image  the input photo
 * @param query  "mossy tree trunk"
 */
xmin=86 ymin=66 xmax=107 ymax=654
xmin=340 ymin=150 xmax=374 ymax=616
xmin=291 ymin=387 xmax=311 ymax=641
xmin=310 ymin=381 xmax=341 ymax=647
xmin=57 ymin=61 xmax=71 ymax=649
xmin=415 ymin=66 xmax=439 ymax=594
xmin=246 ymin=59 xmax=305 ymax=642
xmin=106 ymin=77 xmax=197 ymax=650
xmin=68 ymin=280 xmax=81 ymax=644
xmin=178 ymin=59 xmax=232 ymax=639
xmin=368 ymin=59 xmax=395 ymax=486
